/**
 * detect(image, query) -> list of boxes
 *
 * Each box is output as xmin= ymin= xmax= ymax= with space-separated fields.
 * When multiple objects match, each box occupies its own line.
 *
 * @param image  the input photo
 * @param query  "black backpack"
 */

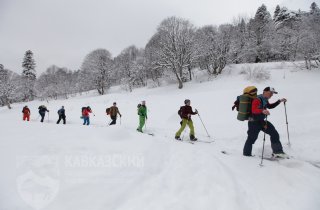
xmin=178 ymin=106 xmax=183 ymax=118
xmin=232 ymin=96 xmax=240 ymax=111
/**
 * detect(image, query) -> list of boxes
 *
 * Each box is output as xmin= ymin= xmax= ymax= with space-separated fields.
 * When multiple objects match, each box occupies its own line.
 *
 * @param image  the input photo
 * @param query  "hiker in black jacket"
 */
xmin=38 ymin=105 xmax=49 ymax=123
xmin=57 ymin=106 xmax=66 ymax=124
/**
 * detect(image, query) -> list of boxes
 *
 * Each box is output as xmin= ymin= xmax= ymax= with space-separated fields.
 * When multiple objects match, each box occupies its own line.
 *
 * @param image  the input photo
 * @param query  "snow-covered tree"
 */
xmin=21 ymin=50 xmax=36 ymax=101
xmin=247 ymin=4 xmax=274 ymax=62
xmin=274 ymin=5 xmax=281 ymax=20
xmin=230 ymin=18 xmax=250 ymax=64
xmin=0 ymin=64 xmax=19 ymax=108
xmin=298 ymin=2 xmax=320 ymax=69
xmin=273 ymin=7 xmax=302 ymax=60
xmin=36 ymin=65 xmax=78 ymax=100
xmin=310 ymin=2 xmax=320 ymax=15
xmin=145 ymin=16 xmax=197 ymax=89
xmin=114 ymin=46 xmax=146 ymax=92
xmin=253 ymin=4 xmax=271 ymax=46
xmin=194 ymin=24 xmax=233 ymax=75
xmin=144 ymin=33 xmax=166 ymax=86
xmin=80 ymin=49 xmax=113 ymax=95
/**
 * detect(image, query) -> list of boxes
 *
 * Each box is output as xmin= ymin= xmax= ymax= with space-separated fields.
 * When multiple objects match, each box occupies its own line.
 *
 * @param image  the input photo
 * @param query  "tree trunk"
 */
xmin=174 ymin=72 xmax=183 ymax=89
xmin=6 ymin=101 xmax=11 ymax=109
xmin=188 ymin=66 xmax=192 ymax=81
xmin=178 ymin=78 xmax=183 ymax=89
xmin=178 ymin=67 xmax=184 ymax=89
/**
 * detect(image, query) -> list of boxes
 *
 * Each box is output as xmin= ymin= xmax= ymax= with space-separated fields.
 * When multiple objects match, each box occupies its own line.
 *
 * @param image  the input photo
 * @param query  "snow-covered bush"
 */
xmin=240 ymin=65 xmax=271 ymax=82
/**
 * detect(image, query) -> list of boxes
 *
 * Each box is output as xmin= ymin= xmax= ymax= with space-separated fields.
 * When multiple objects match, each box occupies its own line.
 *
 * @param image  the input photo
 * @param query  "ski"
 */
xmin=196 ymin=139 xmax=214 ymax=143
xmin=259 ymin=155 xmax=291 ymax=162
xmin=183 ymin=140 xmax=195 ymax=144
xmin=136 ymin=129 xmax=154 ymax=136
xmin=175 ymin=139 xmax=194 ymax=144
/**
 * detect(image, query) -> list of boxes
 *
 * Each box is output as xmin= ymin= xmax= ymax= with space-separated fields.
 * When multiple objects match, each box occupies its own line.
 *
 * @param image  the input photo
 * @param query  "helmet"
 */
xmin=184 ymin=99 xmax=190 ymax=105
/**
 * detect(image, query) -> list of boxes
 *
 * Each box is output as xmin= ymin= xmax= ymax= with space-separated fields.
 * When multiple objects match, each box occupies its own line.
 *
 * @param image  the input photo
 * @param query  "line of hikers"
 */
xmin=22 ymin=105 xmax=64 ymax=124
xmin=21 ymin=86 xmax=288 ymax=158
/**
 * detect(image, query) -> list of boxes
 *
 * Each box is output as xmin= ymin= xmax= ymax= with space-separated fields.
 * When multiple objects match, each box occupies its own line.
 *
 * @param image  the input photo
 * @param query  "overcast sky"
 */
xmin=0 ymin=0 xmax=313 ymax=74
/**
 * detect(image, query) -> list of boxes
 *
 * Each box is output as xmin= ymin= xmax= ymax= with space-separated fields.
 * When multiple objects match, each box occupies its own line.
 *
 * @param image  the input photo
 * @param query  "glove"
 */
xmin=280 ymin=98 xmax=287 ymax=103
xmin=120 ymin=114 xmax=122 ymax=118
xmin=262 ymin=110 xmax=270 ymax=115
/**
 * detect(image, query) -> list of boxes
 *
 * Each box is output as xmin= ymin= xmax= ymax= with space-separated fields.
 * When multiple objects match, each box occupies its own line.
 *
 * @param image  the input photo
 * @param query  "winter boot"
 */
xmin=272 ymin=152 xmax=288 ymax=159
xmin=243 ymin=154 xmax=255 ymax=157
xmin=190 ymin=135 xmax=198 ymax=141
xmin=175 ymin=136 xmax=181 ymax=141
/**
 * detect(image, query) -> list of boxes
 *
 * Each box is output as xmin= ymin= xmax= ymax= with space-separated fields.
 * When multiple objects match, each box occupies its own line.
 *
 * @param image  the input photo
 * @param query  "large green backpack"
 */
xmin=236 ymin=86 xmax=257 ymax=121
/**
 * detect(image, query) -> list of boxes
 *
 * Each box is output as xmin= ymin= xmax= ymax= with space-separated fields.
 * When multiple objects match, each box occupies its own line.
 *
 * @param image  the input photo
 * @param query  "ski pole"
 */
xmin=196 ymin=109 xmax=211 ymax=138
xmin=260 ymin=116 xmax=268 ymax=167
xmin=120 ymin=116 xmax=122 ymax=125
xmin=47 ymin=112 xmax=50 ymax=123
xmin=284 ymin=102 xmax=291 ymax=147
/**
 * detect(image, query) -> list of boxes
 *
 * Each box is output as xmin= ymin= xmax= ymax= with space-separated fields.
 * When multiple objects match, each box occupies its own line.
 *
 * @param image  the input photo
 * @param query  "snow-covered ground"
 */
xmin=1 ymin=62 xmax=320 ymax=210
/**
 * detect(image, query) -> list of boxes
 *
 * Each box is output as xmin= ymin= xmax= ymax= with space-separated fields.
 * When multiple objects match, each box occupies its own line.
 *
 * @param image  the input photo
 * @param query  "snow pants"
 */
xmin=23 ymin=114 xmax=30 ymax=121
xmin=57 ymin=115 xmax=66 ymax=124
xmin=175 ymin=119 xmax=195 ymax=137
xmin=40 ymin=113 xmax=45 ymax=122
xmin=243 ymin=120 xmax=283 ymax=156
xmin=83 ymin=117 xmax=90 ymax=125
xmin=109 ymin=116 xmax=117 ymax=125
xmin=137 ymin=116 xmax=146 ymax=132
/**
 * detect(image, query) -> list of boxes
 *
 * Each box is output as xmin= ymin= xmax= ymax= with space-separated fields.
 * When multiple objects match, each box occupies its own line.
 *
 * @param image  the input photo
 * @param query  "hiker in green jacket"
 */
xmin=137 ymin=101 xmax=147 ymax=132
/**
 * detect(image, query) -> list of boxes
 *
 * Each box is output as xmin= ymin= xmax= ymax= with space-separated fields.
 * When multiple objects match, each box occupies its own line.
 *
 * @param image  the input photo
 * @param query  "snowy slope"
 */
xmin=0 ymin=62 xmax=320 ymax=210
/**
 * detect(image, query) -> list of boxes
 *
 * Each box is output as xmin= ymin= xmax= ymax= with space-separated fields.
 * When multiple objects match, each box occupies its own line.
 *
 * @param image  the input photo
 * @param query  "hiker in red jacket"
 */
xmin=243 ymin=87 xmax=287 ymax=158
xmin=22 ymin=106 xmax=30 ymax=121
xmin=82 ymin=106 xmax=92 ymax=125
